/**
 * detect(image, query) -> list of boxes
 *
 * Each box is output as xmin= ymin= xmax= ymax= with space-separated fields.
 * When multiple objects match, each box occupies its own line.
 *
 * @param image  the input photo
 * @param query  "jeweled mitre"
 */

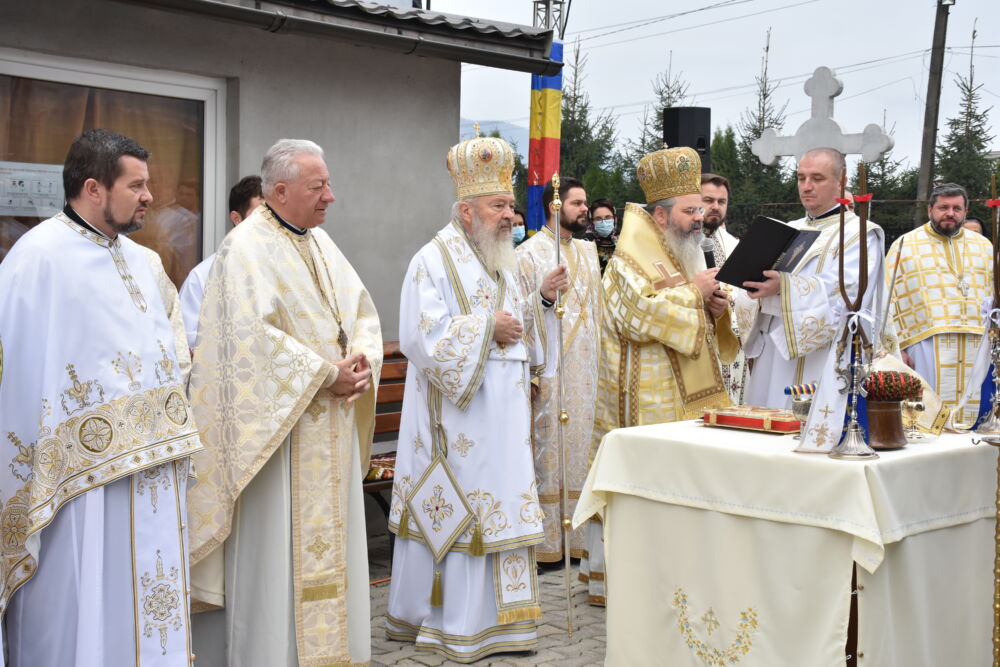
xmin=446 ymin=134 xmax=515 ymax=200
xmin=636 ymin=146 xmax=702 ymax=204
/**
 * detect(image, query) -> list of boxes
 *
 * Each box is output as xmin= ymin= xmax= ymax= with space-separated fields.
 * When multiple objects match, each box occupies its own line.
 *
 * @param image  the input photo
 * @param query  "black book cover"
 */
xmin=715 ymin=216 xmax=821 ymax=287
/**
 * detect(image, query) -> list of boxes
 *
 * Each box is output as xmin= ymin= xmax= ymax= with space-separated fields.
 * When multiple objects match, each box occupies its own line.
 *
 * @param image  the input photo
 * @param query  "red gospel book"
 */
xmin=703 ymin=406 xmax=800 ymax=433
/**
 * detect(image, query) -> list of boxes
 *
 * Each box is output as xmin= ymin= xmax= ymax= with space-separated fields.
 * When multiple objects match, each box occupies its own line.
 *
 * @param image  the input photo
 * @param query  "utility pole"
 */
xmin=914 ymin=0 xmax=954 ymax=226
xmin=533 ymin=0 xmax=571 ymax=38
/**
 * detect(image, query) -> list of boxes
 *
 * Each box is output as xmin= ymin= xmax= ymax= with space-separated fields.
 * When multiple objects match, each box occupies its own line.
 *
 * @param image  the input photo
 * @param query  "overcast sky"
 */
xmin=432 ymin=0 xmax=999 ymax=176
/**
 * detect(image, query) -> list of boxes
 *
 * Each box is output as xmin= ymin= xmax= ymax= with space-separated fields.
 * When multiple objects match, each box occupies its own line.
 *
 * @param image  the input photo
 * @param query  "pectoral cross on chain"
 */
xmin=958 ymin=275 xmax=970 ymax=298
xmin=337 ymin=327 xmax=349 ymax=358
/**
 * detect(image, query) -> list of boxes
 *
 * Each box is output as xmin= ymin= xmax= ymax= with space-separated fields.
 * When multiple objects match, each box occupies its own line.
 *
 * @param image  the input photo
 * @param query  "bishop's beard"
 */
xmin=469 ymin=212 xmax=518 ymax=275
xmin=664 ymin=220 xmax=706 ymax=276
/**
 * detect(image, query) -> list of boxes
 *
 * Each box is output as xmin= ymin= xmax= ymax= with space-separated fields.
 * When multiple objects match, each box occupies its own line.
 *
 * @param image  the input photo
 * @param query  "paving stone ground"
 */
xmin=367 ymin=534 xmax=607 ymax=666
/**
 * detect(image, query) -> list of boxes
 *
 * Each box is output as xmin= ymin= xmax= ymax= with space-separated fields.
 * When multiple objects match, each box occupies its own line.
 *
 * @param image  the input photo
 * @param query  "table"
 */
xmin=573 ymin=421 xmax=996 ymax=666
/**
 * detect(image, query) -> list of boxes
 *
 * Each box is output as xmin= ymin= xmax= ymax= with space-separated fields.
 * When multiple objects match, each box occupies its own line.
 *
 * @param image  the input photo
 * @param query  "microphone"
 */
xmin=700 ymin=238 xmax=717 ymax=269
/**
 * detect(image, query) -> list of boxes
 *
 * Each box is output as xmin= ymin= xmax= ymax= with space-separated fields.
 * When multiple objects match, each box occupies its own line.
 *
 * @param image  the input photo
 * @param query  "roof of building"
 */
xmin=122 ymin=0 xmax=560 ymax=74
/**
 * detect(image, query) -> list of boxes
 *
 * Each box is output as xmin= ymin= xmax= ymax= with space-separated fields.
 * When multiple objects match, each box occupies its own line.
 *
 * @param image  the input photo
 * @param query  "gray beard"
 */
xmin=666 ymin=222 xmax=706 ymax=276
xmin=470 ymin=213 xmax=517 ymax=275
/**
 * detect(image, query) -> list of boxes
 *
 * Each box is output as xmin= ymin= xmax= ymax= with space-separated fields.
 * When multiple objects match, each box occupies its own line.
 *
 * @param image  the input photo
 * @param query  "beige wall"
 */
xmin=0 ymin=0 xmax=461 ymax=339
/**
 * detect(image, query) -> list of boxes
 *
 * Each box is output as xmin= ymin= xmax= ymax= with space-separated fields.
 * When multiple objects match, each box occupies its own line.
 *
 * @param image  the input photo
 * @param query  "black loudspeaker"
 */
xmin=663 ymin=107 xmax=711 ymax=173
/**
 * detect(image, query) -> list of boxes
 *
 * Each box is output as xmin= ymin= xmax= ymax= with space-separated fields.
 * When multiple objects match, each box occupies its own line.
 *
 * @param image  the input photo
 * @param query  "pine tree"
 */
xmin=935 ymin=23 xmax=996 ymax=206
xmin=488 ymin=130 xmax=528 ymax=207
xmin=733 ymin=29 xmax=795 ymax=216
xmin=625 ymin=53 xmax=690 ymax=163
xmin=560 ymin=40 xmax=618 ymax=183
xmin=850 ymin=113 xmax=918 ymax=243
xmin=710 ymin=126 xmax=739 ymax=183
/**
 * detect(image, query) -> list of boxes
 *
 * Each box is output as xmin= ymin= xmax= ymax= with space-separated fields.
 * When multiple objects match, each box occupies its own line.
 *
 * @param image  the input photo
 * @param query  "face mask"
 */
xmin=512 ymin=226 xmax=526 ymax=243
xmin=594 ymin=220 xmax=615 ymax=238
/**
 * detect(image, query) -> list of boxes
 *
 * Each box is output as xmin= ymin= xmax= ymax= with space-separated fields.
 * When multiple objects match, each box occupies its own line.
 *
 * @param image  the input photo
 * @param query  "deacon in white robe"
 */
xmin=177 ymin=175 xmax=262 ymax=350
xmin=516 ymin=177 xmax=602 ymax=564
xmin=386 ymin=135 xmax=564 ymax=663
xmin=737 ymin=149 xmax=884 ymax=414
xmin=187 ymin=141 xmax=381 ymax=667
xmin=886 ymin=183 xmax=993 ymax=426
xmin=702 ymin=173 xmax=748 ymax=405
xmin=0 ymin=130 xmax=202 ymax=666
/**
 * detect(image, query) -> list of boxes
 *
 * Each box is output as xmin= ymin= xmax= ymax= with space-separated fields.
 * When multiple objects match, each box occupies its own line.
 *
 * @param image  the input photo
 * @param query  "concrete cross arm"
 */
xmin=749 ymin=66 xmax=895 ymax=166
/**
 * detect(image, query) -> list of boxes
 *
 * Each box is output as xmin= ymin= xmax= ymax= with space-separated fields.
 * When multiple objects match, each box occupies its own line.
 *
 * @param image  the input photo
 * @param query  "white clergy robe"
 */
xmin=736 ymin=209 xmax=884 ymax=411
xmin=187 ymin=205 xmax=382 ymax=666
xmin=707 ymin=225 xmax=748 ymax=405
xmin=886 ymin=223 xmax=993 ymax=426
xmin=0 ymin=212 xmax=202 ymax=666
xmin=178 ymin=252 xmax=215 ymax=350
xmin=516 ymin=226 xmax=602 ymax=563
xmin=386 ymin=220 xmax=554 ymax=663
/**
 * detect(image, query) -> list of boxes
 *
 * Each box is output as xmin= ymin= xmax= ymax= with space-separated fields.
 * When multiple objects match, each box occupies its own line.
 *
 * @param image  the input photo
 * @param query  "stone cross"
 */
xmin=751 ymin=67 xmax=894 ymax=165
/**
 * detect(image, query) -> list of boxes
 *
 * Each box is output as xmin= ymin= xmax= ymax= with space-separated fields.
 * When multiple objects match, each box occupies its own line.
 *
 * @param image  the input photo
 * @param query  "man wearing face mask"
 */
xmin=886 ymin=182 xmax=993 ymax=425
xmin=585 ymin=198 xmax=618 ymax=274
xmin=516 ymin=176 xmax=602 ymax=568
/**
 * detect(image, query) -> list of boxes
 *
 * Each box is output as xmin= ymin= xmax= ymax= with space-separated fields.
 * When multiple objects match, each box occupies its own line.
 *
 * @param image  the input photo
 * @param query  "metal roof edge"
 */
xmin=114 ymin=0 xmax=561 ymax=75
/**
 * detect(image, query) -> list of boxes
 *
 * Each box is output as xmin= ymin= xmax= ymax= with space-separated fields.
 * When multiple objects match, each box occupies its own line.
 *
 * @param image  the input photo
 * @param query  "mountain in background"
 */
xmin=459 ymin=118 xmax=529 ymax=160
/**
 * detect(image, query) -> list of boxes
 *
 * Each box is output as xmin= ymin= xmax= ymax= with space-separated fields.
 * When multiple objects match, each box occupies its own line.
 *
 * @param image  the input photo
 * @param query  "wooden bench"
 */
xmin=363 ymin=342 xmax=407 ymax=543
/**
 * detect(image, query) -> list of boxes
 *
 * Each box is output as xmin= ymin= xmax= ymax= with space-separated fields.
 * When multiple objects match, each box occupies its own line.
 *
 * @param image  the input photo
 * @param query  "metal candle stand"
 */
xmin=828 ymin=164 xmax=878 ymax=461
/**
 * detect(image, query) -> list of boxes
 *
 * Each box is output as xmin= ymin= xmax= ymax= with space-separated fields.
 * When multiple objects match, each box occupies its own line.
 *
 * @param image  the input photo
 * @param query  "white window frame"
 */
xmin=0 ymin=46 xmax=227 ymax=257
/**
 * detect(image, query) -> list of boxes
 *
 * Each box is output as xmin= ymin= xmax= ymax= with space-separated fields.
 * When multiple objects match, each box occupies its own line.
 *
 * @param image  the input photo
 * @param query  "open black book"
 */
xmin=715 ymin=216 xmax=821 ymax=288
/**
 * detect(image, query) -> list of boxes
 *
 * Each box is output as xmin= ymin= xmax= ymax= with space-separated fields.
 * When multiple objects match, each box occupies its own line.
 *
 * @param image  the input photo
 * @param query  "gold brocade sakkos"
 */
xmin=186 ymin=205 xmax=382 ymax=666
xmin=609 ymin=203 xmax=738 ymax=421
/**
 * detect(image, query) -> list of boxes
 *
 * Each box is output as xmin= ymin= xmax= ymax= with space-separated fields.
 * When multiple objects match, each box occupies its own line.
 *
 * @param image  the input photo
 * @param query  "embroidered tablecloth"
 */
xmin=574 ymin=421 xmax=995 ymax=666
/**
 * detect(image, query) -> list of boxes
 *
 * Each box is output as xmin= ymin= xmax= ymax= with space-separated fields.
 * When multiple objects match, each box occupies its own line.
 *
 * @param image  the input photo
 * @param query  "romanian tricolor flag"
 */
xmin=526 ymin=40 xmax=563 ymax=232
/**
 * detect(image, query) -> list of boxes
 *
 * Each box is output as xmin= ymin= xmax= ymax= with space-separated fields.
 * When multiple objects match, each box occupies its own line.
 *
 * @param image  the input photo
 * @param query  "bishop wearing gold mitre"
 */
xmin=886 ymin=182 xmax=993 ymax=426
xmin=592 ymin=146 xmax=738 ymax=433
xmin=580 ymin=146 xmax=739 ymax=604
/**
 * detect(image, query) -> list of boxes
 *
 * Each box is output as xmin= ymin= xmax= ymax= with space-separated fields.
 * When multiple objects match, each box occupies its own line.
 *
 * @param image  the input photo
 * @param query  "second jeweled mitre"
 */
xmin=636 ymin=146 xmax=702 ymax=204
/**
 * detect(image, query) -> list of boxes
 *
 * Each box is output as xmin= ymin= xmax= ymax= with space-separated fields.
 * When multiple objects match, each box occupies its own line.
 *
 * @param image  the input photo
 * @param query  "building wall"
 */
xmin=0 ymin=0 xmax=462 ymax=339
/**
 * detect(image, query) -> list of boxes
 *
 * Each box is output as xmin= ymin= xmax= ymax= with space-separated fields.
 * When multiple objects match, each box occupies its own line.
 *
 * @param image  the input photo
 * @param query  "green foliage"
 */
xmin=710 ymin=126 xmax=739 ymax=183
xmin=560 ymin=41 xmax=618 ymax=184
xmin=935 ymin=38 xmax=996 ymax=204
xmin=489 ymin=129 xmax=529 ymax=208
xmin=624 ymin=54 xmax=690 ymax=165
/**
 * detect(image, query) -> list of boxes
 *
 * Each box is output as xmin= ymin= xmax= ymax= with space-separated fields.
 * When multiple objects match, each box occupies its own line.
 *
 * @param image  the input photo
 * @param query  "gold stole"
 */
xmin=616 ymin=203 xmax=734 ymax=415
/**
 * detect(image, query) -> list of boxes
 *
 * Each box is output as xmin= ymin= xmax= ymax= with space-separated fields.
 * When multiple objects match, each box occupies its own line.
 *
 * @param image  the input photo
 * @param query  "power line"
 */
xmin=488 ymin=44 xmax=995 ymax=124
xmin=572 ymin=0 xmax=755 ymax=43
xmin=561 ymin=0 xmax=756 ymax=37
xmin=461 ymin=0 xmax=760 ymax=72
xmin=580 ymin=0 xmax=819 ymax=52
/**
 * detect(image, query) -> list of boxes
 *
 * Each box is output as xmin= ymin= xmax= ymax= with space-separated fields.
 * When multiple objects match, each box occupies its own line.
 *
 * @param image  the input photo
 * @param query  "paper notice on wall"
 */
xmin=0 ymin=161 xmax=64 ymax=218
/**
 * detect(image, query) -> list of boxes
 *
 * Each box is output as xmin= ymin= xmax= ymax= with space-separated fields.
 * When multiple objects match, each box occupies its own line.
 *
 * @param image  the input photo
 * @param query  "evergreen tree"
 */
xmin=489 ymin=129 xmax=529 ymax=207
xmin=733 ymin=29 xmax=795 ymax=221
xmin=625 ymin=53 xmax=690 ymax=163
xmin=710 ymin=126 xmax=739 ymax=182
xmin=560 ymin=40 xmax=618 ymax=183
xmin=935 ymin=24 xmax=996 ymax=207
xmin=849 ymin=113 xmax=918 ymax=243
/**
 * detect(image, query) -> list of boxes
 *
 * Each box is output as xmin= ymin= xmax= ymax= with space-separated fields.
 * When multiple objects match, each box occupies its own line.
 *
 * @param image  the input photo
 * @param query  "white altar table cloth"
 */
xmin=574 ymin=421 xmax=995 ymax=666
